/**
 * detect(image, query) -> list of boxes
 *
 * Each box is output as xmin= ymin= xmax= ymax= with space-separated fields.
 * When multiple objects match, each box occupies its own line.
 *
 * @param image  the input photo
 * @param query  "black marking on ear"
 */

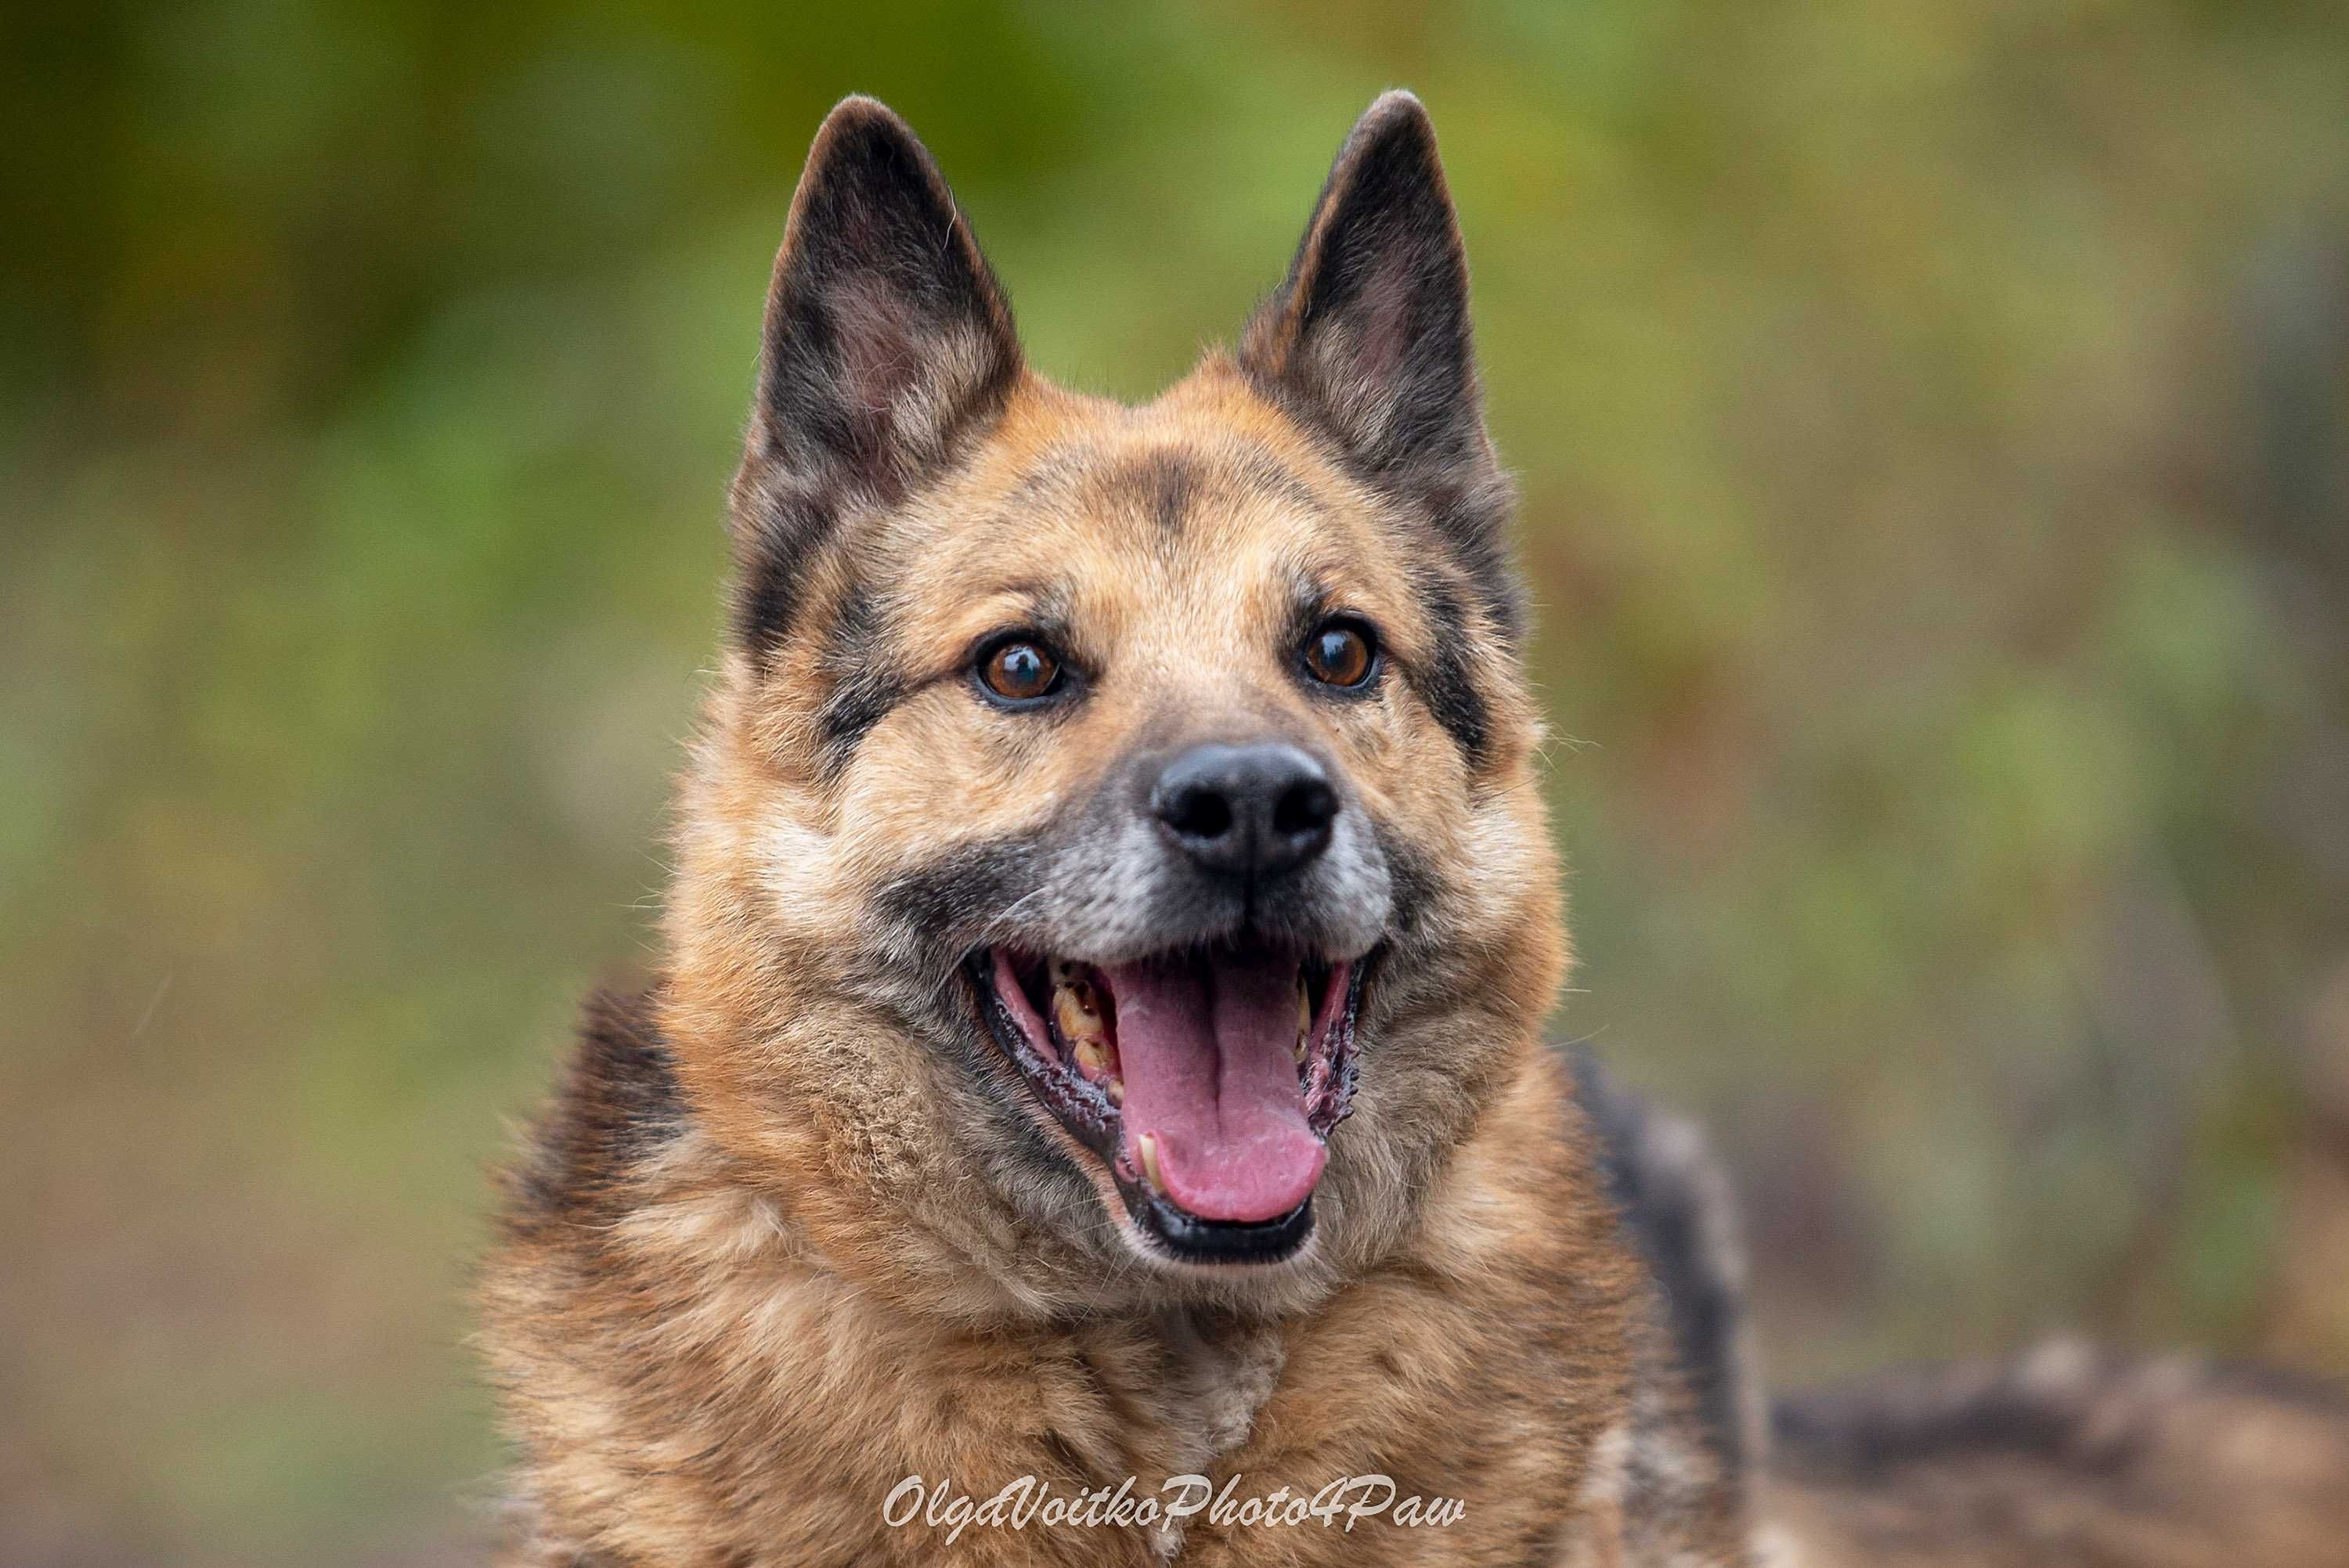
xmin=1239 ymin=91 xmax=1523 ymax=648
xmin=1415 ymin=578 xmax=1492 ymax=767
xmin=814 ymin=582 xmax=909 ymax=773
xmin=729 ymin=96 xmax=1021 ymax=657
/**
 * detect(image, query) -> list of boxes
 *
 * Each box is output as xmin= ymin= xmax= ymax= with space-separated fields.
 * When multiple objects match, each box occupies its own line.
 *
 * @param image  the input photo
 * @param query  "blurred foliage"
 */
xmin=5 ymin=2 xmax=2349 ymax=1563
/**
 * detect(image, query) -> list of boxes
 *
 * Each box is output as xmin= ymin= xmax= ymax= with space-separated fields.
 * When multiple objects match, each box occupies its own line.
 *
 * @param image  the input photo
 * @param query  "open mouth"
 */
xmin=968 ymin=941 xmax=1367 ymax=1265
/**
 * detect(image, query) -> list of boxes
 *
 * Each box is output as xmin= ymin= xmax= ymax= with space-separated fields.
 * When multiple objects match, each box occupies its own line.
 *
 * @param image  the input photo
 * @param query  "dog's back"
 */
xmin=1770 ymin=1346 xmax=2349 ymax=1568
xmin=1581 ymin=1057 xmax=2349 ymax=1568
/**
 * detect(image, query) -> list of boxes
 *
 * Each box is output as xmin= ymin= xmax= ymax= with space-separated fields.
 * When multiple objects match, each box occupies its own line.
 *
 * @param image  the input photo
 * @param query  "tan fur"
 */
xmin=664 ymin=365 xmax=1558 ymax=1315
xmin=482 ymin=91 xmax=2349 ymax=1568
xmin=481 ymin=368 xmax=1742 ymax=1566
xmin=478 ymin=93 xmax=1750 ymax=1563
xmin=483 ymin=1040 xmax=1722 ymax=1566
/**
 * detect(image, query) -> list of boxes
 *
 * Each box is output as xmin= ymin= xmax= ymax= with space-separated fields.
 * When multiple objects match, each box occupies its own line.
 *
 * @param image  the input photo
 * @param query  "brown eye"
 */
xmin=978 ymin=638 xmax=1063 ymax=703
xmin=1303 ymin=621 xmax=1377 ymax=688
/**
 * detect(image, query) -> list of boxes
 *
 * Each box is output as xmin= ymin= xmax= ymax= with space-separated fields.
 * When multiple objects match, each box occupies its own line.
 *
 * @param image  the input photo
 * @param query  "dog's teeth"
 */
xmin=1136 ymin=1132 xmax=1164 ymax=1193
xmin=1053 ymin=975 xmax=1108 ymax=1044
xmin=1053 ymin=966 xmax=1125 ymax=1090
xmin=1295 ymin=975 xmax=1312 ymax=1064
xmin=1106 ymin=1076 xmax=1124 ymax=1106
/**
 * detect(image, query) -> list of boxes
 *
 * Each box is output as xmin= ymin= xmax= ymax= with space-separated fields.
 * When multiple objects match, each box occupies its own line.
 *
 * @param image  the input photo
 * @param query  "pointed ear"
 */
xmin=731 ymin=96 xmax=1021 ymax=651
xmin=1239 ymin=92 xmax=1515 ymax=628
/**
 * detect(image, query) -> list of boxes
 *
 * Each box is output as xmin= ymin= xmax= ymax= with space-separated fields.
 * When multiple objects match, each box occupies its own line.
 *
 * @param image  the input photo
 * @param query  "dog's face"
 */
xmin=666 ymin=95 xmax=1564 ymax=1312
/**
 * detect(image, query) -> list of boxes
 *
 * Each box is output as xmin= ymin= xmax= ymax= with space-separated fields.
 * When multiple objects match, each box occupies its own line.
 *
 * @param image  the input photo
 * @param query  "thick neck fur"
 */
xmin=485 ymin=989 xmax=1672 ymax=1568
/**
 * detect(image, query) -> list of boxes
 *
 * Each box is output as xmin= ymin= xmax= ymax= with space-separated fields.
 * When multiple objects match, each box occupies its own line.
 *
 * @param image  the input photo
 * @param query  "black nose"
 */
xmin=1151 ymin=742 xmax=1340 ymax=880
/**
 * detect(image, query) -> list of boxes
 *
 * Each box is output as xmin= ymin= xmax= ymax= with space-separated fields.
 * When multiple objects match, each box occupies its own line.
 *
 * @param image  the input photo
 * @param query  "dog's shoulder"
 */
xmin=1571 ymin=1047 xmax=1766 ymax=1490
xmin=498 ymin=986 xmax=688 ymax=1240
xmin=1565 ymin=1047 xmax=1766 ymax=1563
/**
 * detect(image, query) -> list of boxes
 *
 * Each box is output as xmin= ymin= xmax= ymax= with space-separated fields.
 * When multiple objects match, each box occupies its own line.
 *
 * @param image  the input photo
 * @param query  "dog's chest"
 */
xmin=1078 ymin=1310 xmax=1286 ymax=1558
xmin=1152 ymin=1310 xmax=1287 ymax=1473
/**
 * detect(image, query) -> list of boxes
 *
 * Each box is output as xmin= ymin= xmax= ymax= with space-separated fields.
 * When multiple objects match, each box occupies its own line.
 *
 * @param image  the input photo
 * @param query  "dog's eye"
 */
xmin=1302 ymin=620 xmax=1377 ymax=689
xmin=977 ymin=638 xmax=1063 ymax=704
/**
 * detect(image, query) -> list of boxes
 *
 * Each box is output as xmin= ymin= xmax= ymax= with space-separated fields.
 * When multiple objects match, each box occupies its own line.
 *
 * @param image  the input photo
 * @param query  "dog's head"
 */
xmin=665 ymin=94 xmax=1564 ymax=1314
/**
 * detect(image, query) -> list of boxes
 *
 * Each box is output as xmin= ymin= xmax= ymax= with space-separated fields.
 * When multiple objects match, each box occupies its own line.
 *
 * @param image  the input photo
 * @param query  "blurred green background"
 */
xmin=6 ymin=1 xmax=2349 ymax=1563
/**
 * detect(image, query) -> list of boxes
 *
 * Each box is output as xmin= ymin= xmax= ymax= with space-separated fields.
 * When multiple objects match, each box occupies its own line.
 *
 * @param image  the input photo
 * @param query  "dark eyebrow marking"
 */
xmin=1070 ymin=449 xmax=1204 ymax=537
xmin=815 ymin=572 xmax=1093 ymax=775
xmin=1016 ymin=441 xmax=1329 ymax=535
xmin=1234 ymin=382 xmax=1525 ymax=651
xmin=1134 ymin=450 xmax=1202 ymax=534
xmin=1420 ymin=474 xmax=1526 ymax=651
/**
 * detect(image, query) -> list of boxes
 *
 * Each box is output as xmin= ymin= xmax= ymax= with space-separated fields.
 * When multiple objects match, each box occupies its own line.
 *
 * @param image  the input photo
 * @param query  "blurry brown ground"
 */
xmin=5 ymin=3 xmax=2347 ymax=1564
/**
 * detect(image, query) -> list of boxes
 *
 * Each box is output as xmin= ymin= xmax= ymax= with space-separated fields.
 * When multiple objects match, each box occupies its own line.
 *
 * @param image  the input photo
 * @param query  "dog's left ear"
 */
xmin=1240 ymin=92 xmax=1512 ymax=611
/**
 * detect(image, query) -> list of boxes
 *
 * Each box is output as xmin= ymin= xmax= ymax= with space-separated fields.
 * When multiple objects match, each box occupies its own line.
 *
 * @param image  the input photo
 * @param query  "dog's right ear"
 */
xmin=730 ymin=96 xmax=1021 ymax=651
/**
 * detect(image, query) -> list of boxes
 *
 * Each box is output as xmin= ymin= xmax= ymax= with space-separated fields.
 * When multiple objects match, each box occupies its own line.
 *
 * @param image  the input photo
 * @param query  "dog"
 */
xmin=478 ymin=92 xmax=2349 ymax=1566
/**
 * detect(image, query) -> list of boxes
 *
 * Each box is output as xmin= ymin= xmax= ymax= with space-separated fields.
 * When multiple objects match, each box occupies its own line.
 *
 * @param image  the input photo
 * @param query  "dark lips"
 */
xmin=1131 ymin=1192 xmax=1318 ymax=1263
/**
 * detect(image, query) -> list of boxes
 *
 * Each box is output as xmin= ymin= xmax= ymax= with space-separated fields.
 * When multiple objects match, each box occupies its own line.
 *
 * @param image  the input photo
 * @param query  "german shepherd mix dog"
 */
xmin=479 ymin=95 xmax=2349 ymax=1566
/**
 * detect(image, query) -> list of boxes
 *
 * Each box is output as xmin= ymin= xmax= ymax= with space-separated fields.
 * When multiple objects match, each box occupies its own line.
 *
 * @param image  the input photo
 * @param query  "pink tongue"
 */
xmin=1105 ymin=951 xmax=1326 ymax=1223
